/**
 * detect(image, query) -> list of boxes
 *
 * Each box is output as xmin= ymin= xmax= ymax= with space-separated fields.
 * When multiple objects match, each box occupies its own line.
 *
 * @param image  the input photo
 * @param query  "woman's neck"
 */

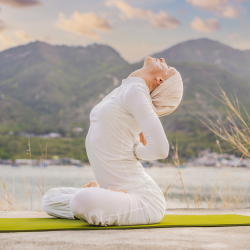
xmin=129 ymin=68 xmax=154 ymax=92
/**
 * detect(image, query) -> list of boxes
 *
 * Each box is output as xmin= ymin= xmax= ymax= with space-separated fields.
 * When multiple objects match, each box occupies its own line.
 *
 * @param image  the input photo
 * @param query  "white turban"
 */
xmin=150 ymin=71 xmax=183 ymax=117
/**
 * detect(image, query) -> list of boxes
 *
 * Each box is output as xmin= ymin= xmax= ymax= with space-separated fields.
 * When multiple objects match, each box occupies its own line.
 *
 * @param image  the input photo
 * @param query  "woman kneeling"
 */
xmin=42 ymin=56 xmax=183 ymax=226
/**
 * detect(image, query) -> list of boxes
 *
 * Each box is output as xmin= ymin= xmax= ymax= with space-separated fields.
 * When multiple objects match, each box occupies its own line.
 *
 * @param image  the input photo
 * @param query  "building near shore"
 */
xmin=12 ymin=158 xmax=83 ymax=167
xmin=192 ymin=149 xmax=250 ymax=167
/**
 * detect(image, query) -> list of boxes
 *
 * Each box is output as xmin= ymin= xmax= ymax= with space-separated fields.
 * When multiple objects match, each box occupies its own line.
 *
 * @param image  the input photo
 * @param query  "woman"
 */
xmin=42 ymin=56 xmax=183 ymax=226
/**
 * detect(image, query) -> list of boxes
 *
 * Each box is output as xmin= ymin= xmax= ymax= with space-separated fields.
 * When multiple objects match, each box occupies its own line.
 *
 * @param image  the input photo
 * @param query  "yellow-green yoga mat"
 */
xmin=1 ymin=214 xmax=250 ymax=232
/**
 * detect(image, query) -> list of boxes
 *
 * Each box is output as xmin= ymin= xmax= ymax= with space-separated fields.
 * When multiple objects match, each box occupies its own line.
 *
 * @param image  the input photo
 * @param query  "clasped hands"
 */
xmin=139 ymin=132 xmax=147 ymax=146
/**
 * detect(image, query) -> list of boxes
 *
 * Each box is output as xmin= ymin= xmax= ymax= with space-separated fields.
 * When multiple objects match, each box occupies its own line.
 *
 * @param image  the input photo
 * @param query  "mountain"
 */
xmin=0 ymin=95 xmax=40 ymax=131
xmin=0 ymin=39 xmax=250 ymax=137
xmin=152 ymin=38 xmax=250 ymax=81
xmin=0 ymin=41 xmax=129 ymax=133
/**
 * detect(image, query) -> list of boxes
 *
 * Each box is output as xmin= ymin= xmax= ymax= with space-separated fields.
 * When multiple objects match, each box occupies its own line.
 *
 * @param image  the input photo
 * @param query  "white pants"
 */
xmin=42 ymin=180 xmax=165 ymax=226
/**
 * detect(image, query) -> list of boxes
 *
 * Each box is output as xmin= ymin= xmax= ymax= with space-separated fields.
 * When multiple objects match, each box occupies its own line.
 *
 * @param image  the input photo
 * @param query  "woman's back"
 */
xmin=86 ymin=77 xmax=168 ymax=191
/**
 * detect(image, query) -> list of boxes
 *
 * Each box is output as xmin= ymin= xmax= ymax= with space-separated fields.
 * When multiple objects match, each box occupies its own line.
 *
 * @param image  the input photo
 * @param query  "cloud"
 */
xmin=57 ymin=11 xmax=112 ymax=38
xmin=187 ymin=0 xmax=228 ymax=11
xmin=16 ymin=30 xmax=33 ymax=41
xmin=106 ymin=0 xmax=151 ymax=19
xmin=186 ymin=0 xmax=240 ymax=19
xmin=0 ymin=32 xmax=15 ymax=47
xmin=228 ymin=32 xmax=240 ymax=40
xmin=0 ymin=0 xmax=41 ymax=7
xmin=151 ymin=10 xmax=180 ymax=29
xmin=0 ymin=8 xmax=7 ymax=32
xmin=0 ymin=18 xmax=7 ymax=32
xmin=38 ymin=36 xmax=51 ymax=42
xmin=221 ymin=5 xmax=239 ymax=18
xmin=16 ymin=30 xmax=49 ymax=43
xmin=106 ymin=0 xmax=180 ymax=29
xmin=191 ymin=17 xmax=220 ymax=33
xmin=0 ymin=10 xmax=12 ymax=46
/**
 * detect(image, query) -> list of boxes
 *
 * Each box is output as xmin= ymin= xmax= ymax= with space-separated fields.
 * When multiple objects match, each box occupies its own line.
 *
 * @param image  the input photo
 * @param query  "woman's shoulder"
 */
xmin=126 ymin=81 xmax=150 ymax=96
xmin=123 ymin=82 xmax=152 ymax=108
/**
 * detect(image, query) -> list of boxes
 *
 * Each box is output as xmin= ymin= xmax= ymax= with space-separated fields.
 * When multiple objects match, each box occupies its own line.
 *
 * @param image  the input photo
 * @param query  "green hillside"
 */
xmin=0 ymin=39 xmax=250 ymax=160
xmin=0 ymin=41 xmax=128 ymax=133
xmin=0 ymin=135 xmax=87 ymax=162
xmin=152 ymin=38 xmax=250 ymax=81
xmin=0 ymin=95 xmax=40 ymax=132
xmin=1 ymin=40 xmax=250 ymax=135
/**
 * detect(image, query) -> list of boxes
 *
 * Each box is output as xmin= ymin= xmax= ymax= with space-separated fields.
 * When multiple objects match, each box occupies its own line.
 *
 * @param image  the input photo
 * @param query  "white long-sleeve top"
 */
xmin=86 ymin=77 xmax=169 ymax=191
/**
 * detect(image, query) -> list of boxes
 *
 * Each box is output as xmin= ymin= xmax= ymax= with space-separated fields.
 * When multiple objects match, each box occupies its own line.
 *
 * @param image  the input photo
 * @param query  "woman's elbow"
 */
xmin=156 ymin=141 xmax=169 ymax=159
xmin=157 ymin=149 xmax=169 ymax=159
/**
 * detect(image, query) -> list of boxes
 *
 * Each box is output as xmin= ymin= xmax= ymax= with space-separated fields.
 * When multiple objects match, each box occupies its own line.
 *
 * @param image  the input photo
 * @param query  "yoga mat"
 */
xmin=1 ymin=214 xmax=250 ymax=232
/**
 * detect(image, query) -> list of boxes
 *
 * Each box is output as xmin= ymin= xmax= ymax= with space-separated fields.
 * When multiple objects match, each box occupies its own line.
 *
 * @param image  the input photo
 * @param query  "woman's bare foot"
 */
xmin=82 ymin=180 xmax=126 ymax=193
xmin=82 ymin=180 xmax=99 ymax=188
xmin=108 ymin=188 xmax=127 ymax=193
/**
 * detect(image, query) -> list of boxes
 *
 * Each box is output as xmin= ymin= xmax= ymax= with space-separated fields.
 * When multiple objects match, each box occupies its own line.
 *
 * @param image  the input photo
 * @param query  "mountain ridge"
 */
xmin=0 ymin=38 xmax=249 ymax=135
xmin=152 ymin=38 xmax=250 ymax=81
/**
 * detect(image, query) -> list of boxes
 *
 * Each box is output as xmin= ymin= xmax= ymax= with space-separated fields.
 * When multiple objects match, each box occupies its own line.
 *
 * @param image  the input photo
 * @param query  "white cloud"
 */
xmin=191 ymin=17 xmax=220 ymax=33
xmin=106 ymin=0 xmax=180 ymax=29
xmin=16 ymin=30 xmax=34 ymax=41
xmin=187 ymin=0 xmax=240 ymax=19
xmin=57 ymin=11 xmax=112 ymax=38
xmin=0 ymin=8 xmax=7 ymax=32
xmin=151 ymin=10 xmax=180 ymax=29
xmin=0 ymin=14 xmax=14 ymax=48
xmin=106 ymin=0 xmax=151 ymax=19
xmin=221 ymin=5 xmax=239 ymax=18
xmin=0 ymin=0 xmax=41 ymax=8
xmin=187 ymin=0 xmax=228 ymax=11
xmin=0 ymin=18 xmax=6 ymax=32
xmin=0 ymin=33 xmax=15 ymax=48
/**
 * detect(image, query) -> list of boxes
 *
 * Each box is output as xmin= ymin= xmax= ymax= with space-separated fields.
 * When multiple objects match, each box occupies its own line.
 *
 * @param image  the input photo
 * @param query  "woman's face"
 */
xmin=144 ymin=56 xmax=176 ymax=85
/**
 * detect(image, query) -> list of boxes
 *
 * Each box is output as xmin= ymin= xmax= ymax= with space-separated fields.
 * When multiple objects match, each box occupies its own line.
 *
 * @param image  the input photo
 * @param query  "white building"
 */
xmin=40 ymin=133 xmax=61 ymax=139
xmin=193 ymin=149 xmax=250 ymax=167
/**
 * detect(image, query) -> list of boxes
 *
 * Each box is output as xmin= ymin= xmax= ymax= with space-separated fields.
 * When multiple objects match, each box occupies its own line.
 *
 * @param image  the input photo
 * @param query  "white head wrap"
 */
xmin=150 ymin=71 xmax=183 ymax=117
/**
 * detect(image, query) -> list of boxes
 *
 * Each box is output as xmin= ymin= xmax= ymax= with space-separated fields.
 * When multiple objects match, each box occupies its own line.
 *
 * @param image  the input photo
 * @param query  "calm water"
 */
xmin=0 ymin=165 xmax=250 ymax=210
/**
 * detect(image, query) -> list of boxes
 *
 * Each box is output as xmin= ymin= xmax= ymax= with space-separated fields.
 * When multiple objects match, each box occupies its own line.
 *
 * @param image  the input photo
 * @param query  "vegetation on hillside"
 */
xmin=1 ymin=40 xmax=250 ymax=135
xmin=1 ymin=39 xmax=250 ymax=161
xmin=152 ymin=38 xmax=250 ymax=81
xmin=0 ymin=131 xmax=235 ymax=162
xmin=0 ymin=136 xmax=88 ymax=162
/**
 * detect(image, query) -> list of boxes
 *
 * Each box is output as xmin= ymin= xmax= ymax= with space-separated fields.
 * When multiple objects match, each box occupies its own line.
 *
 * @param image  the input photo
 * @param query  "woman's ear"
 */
xmin=156 ymin=77 xmax=163 ymax=86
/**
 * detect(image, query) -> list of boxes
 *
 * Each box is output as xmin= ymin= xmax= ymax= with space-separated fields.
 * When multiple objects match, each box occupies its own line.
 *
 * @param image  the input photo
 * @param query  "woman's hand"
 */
xmin=139 ymin=132 xmax=147 ymax=146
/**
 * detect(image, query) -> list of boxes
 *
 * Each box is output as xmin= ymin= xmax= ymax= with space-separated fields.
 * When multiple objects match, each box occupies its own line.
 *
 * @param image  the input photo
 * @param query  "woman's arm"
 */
xmin=125 ymin=84 xmax=169 ymax=161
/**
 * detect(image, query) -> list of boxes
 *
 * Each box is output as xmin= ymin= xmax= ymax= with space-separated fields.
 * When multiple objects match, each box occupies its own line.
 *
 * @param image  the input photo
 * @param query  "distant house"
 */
xmin=15 ymin=158 xmax=82 ymax=166
xmin=72 ymin=127 xmax=84 ymax=133
xmin=193 ymin=149 xmax=250 ymax=167
xmin=198 ymin=149 xmax=211 ymax=158
xmin=40 ymin=133 xmax=61 ymax=139
xmin=15 ymin=159 xmax=33 ymax=165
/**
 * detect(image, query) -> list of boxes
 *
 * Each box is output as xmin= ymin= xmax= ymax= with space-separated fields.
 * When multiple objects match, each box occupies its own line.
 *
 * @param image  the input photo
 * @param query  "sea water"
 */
xmin=0 ymin=165 xmax=249 ymax=210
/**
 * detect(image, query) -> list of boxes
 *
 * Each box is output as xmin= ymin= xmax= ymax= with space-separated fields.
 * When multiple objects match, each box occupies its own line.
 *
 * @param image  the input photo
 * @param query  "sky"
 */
xmin=0 ymin=0 xmax=249 ymax=63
